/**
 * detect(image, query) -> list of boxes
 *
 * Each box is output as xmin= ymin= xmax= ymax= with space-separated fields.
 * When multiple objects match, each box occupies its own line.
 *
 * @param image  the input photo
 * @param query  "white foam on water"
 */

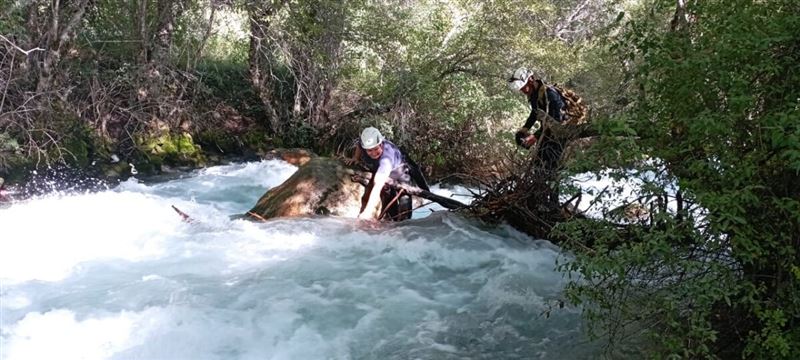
xmin=0 ymin=159 xmax=599 ymax=360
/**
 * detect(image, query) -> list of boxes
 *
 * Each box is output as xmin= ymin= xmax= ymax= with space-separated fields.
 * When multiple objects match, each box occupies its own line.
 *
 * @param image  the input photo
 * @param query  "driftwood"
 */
xmin=171 ymin=205 xmax=193 ymax=222
xmin=350 ymin=174 xmax=468 ymax=210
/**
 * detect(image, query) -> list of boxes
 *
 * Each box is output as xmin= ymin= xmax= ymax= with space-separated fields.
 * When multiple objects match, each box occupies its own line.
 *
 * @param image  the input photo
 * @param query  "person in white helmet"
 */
xmin=507 ymin=67 xmax=565 ymax=170
xmin=352 ymin=126 xmax=429 ymax=221
xmin=508 ymin=67 xmax=572 ymax=209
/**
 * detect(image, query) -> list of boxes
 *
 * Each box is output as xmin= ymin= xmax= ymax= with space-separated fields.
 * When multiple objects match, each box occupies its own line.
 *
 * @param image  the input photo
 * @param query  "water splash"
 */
xmin=1 ymin=160 xmax=597 ymax=359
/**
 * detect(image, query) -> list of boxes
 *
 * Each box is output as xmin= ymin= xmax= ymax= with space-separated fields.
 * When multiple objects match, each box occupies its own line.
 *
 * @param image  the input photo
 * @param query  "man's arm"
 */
xmin=359 ymin=171 xmax=388 ymax=220
xmin=358 ymin=159 xmax=391 ymax=220
xmin=522 ymin=106 xmax=538 ymax=130
xmin=516 ymin=105 xmax=544 ymax=149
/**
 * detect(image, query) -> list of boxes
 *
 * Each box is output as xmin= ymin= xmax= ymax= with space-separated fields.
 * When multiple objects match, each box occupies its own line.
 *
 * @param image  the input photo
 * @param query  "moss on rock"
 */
xmin=136 ymin=131 xmax=206 ymax=173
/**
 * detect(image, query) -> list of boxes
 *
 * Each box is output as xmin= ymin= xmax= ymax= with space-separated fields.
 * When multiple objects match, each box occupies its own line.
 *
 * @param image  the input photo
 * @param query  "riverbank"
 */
xmin=0 ymin=147 xmax=268 ymax=202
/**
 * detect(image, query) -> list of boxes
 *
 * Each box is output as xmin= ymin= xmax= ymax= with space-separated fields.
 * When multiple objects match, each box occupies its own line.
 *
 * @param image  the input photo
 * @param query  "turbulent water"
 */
xmin=0 ymin=160 xmax=596 ymax=359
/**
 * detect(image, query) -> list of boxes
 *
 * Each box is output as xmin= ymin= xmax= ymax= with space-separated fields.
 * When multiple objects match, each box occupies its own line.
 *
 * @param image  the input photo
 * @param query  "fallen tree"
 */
xmin=349 ymin=174 xmax=467 ymax=210
xmin=465 ymin=110 xmax=598 ymax=241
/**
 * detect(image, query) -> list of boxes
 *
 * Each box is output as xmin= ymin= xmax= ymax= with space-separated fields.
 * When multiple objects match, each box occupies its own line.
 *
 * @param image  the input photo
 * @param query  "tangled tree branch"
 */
xmin=465 ymin=111 xmax=599 ymax=240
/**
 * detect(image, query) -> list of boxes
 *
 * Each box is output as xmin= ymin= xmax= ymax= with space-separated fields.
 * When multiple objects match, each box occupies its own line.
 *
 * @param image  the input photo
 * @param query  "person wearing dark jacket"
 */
xmin=507 ymin=67 xmax=565 ymax=170
xmin=352 ymin=127 xmax=429 ymax=221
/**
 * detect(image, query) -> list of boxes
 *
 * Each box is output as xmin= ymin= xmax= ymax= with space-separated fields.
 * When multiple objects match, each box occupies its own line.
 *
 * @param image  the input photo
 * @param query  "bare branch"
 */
xmin=554 ymin=0 xmax=594 ymax=41
xmin=0 ymin=34 xmax=46 ymax=55
xmin=191 ymin=0 xmax=219 ymax=69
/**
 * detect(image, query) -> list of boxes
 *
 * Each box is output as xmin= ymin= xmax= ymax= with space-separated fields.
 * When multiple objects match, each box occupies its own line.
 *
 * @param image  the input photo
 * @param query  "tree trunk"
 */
xmin=150 ymin=0 xmax=178 ymax=64
xmin=137 ymin=0 xmax=149 ymax=63
xmin=190 ymin=2 xmax=217 ymax=69
xmin=350 ymin=174 xmax=467 ymax=210
xmin=248 ymin=6 xmax=283 ymax=135
xmin=24 ymin=2 xmax=41 ymax=73
xmin=32 ymin=0 xmax=90 ymax=94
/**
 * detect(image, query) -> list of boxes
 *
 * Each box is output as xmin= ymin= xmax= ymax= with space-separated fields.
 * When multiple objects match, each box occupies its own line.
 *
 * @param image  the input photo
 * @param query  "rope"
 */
xmin=379 ymin=188 xmax=406 ymax=220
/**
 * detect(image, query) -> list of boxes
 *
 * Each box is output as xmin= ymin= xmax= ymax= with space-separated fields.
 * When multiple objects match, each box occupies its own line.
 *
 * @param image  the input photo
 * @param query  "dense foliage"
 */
xmin=559 ymin=0 xmax=800 ymax=357
xmin=0 ymin=0 xmax=616 ymax=181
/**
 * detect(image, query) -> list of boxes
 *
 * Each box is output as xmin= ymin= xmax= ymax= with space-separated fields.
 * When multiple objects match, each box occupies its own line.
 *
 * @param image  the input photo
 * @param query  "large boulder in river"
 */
xmin=246 ymin=151 xmax=379 ymax=220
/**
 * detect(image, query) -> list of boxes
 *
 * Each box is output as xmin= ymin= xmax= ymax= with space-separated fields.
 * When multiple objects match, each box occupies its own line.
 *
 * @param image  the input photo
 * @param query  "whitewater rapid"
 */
xmin=1 ymin=160 xmax=594 ymax=359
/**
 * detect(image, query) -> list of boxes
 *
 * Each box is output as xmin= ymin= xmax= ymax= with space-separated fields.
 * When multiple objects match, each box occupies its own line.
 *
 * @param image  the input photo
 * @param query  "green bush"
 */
xmin=560 ymin=0 xmax=800 ymax=357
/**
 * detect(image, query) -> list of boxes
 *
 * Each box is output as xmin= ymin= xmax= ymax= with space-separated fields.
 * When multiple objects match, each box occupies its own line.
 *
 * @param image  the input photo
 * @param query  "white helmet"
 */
xmin=360 ymin=127 xmax=384 ymax=149
xmin=507 ymin=67 xmax=531 ymax=92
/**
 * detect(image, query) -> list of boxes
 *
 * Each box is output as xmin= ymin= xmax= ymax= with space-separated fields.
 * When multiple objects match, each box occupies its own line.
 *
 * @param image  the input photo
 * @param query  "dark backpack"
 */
xmin=552 ymin=84 xmax=588 ymax=125
xmin=399 ymin=147 xmax=430 ymax=192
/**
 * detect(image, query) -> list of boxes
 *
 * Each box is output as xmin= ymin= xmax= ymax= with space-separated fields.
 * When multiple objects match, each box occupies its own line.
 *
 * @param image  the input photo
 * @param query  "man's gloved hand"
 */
xmin=515 ymin=128 xmax=538 ymax=149
xmin=342 ymin=156 xmax=357 ymax=166
xmin=522 ymin=134 xmax=537 ymax=148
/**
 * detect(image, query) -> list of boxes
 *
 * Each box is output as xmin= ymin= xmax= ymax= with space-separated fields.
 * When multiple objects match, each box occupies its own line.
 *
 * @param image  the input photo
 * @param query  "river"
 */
xmin=0 ymin=160 xmax=597 ymax=359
